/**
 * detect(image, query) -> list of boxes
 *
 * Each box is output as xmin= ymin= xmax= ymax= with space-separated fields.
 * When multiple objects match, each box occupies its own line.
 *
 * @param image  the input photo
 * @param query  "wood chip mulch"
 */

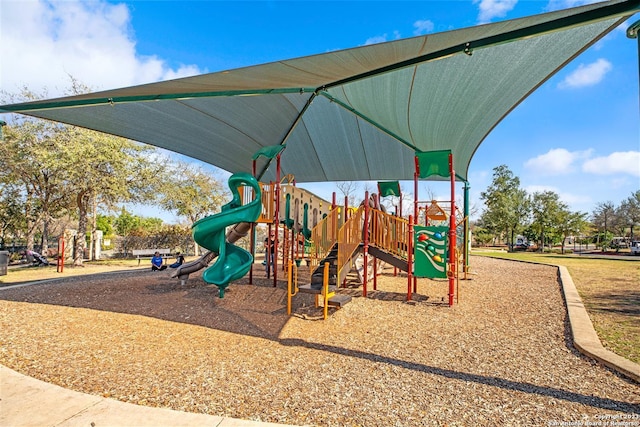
xmin=0 ymin=256 xmax=638 ymax=426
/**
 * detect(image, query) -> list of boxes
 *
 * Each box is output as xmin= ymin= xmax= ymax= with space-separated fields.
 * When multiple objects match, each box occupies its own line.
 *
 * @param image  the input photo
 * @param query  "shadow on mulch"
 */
xmin=0 ymin=264 xmax=444 ymax=340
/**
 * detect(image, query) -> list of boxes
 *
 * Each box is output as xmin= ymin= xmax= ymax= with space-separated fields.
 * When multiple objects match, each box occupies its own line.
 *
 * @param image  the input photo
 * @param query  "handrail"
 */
xmin=280 ymin=174 xmax=295 ymax=185
xmin=257 ymin=182 xmax=276 ymax=223
xmin=308 ymin=208 xmax=341 ymax=272
xmin=307 ymin=207 xmax=409 ymax=281
xmin=337 ymin=206 xmax=365 ymax=282
xmin=369 ymin=209 xmax=410 ymax=260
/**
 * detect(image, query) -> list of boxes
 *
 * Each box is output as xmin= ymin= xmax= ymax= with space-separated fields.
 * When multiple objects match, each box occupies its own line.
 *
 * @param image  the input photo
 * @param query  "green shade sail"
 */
xmin=1 ymin=0 xmax=637 ymax=184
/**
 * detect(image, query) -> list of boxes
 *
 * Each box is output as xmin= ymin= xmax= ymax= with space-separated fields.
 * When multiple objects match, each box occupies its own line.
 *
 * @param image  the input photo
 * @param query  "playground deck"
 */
xmin=0 ymin=257 xmax=638 ymax=426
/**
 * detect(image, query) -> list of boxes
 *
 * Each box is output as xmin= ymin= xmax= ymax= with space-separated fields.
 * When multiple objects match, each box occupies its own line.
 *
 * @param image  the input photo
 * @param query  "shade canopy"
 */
xmin=1 ymin=0 xmax=638 ymax=184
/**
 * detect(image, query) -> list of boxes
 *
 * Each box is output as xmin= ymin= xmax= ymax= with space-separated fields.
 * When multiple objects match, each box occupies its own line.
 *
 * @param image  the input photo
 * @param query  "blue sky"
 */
xmin=1 ymin=0 xmax=639 ymax=223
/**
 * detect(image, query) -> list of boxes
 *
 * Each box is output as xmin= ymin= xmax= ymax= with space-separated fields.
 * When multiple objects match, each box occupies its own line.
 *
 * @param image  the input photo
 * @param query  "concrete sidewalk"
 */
xmin=0 ymin=365 xmax=298 ymax=427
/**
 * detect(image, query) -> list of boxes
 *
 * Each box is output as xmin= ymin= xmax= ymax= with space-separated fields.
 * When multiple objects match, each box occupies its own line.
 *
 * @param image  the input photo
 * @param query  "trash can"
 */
xmin=0 ymin=251 xmax=9 ymax=276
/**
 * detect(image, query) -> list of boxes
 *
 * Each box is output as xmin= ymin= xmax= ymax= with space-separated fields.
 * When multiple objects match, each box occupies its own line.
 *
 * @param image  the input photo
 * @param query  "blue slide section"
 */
xmin=191 ymin=173 xmax=262 ymax=297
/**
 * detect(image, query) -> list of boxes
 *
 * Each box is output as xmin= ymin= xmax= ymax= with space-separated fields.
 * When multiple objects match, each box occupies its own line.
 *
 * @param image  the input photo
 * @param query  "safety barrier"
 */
xmin=337 ymin=206 xmax=364 ymax=283
xmin=369 ymin=209 xmax=410 ymax=260
xmin=308 ymin=208 xmax=342 ymax=271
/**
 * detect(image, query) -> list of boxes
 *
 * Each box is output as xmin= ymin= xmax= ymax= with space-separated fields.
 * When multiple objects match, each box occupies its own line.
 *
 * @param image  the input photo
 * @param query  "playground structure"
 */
xmin=177 ymin=145 xmax=470 ymax=319
xmin=0 ymin=0 xmax=632 ymax=320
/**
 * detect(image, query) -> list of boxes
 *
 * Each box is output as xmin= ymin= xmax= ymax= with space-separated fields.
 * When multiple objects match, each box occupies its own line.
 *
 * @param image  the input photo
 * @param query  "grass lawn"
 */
xmin=474 ymin=250 xmax=640 ymax=364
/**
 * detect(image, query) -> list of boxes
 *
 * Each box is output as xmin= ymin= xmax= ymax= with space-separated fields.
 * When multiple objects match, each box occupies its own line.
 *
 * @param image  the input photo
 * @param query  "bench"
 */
xmin=132 ymin=248 xmax=172 ymax=266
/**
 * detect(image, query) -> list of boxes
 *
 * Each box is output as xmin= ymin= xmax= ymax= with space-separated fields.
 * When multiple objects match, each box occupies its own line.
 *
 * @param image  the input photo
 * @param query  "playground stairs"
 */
xmin=302 ymin=245 xmax=353 ymax=308
xmin=297 ymin=284 xmax=352 ymax=308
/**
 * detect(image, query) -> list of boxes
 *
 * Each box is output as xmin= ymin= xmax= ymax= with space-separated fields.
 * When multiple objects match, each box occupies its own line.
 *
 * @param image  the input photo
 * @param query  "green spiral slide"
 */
xmin=191 ymin=172 xmax=262 ymax=298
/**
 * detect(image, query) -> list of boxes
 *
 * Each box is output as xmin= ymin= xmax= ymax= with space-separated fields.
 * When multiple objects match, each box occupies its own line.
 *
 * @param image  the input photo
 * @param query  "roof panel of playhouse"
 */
xmin=1 ymin=0 xmax=638 ymax=183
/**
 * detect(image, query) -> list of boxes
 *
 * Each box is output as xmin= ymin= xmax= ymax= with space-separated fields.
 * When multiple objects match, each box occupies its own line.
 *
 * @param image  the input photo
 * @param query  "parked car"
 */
xmin=611 ymin=237 xmax=629 ymax=249
xmin=631 ymin=241 xmax=640 ymax=255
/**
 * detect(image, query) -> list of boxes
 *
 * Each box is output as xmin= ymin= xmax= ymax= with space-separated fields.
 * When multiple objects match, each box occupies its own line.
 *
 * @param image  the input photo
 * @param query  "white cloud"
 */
xmin=413 ymin=20 xmax=434 ymax=36
xmin=582 ymin=151 xmax=640 ymax=177
xmin=558 ymin=59 xmax=612 ymax=89
xmin=545 ymin=0 xmax=601 ymax=12
xmin=524 ymin=148 xmax=593 ymax=176
xmin=555 ymin=192 xmax=591 ymax=206
xmin=364 ymin=30 xmax=401 ymax=46
xmin=474 ymin=0 xmax=518 ymax=24
xmin=525 ymin=184 xmax=591 ymax=209
xmin=364 ymin=34 xmax=388 ymax=45
xmin=0 ymin=0 xmax=204 ymax=97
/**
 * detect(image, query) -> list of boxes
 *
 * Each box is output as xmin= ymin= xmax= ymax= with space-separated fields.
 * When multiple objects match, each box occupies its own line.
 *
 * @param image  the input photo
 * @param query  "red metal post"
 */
xmin=251 ymin=160 xmax=257 ymax=284
xmin=413 ymin=157 xmax=419 ymax=298
xmin=414 ymin=157 xmax=419 ymax=226
xmin=394 ymin=205 xmax=398 ymax=277
xmin=249 ymin=223 xmax=254 ymax=284
xmin=331 ymin=198 xmax=337 ymax=241
xmin=266 ymin=223 xmax=273 ymax=279
xmin=373 ymin=254 xmax=377 ymax=290
xmin=362 ymin=191 xmax=369 ymax=298
xmin=407 ymin=215 xmax=413 ymax=301
xmin=344 ymin=196 xmax=348 ymax=220
xmin=341 ymin=195 xmax=349 ymax=288
xmin=448 ymin=153 xmax=456 ymax=307
xmin=273 ymin=154 xmax=281 ymax=287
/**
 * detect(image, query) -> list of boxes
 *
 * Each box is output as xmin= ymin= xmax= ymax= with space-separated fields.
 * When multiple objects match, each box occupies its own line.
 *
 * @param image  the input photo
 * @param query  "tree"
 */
xmin=592 ymin=201 xmax=616 ymax=251
xmin=479 ymin=165 xmax=530 ymax=250
xmin=531 ymin=191 xmax=566 ymax=251
xmin=158 ymin=162 xmax=226 ymax=255
xmin=2 ymin=83 xmax=163 ymax=264
xmin=470 ymin=224 xmax=493 ymax=247
xmin=0 ymin=121 xmax=71 ymax=256
xmin=336 ymin=181 xmax=361 ymax=207
xmin=556 ymin=210 xmax=588 ymax=254
xmin=0 ymin=182 xmax=26 ymax=247
xmin=113 ymin=207 xmax=141 ymax=256
xmin=95 ymin=214 xmax=114 ymax=236
xmin=618 ymin=190 xmax=640 ymax=241
xmin=59 ymin=126 xmax=163 ymax=265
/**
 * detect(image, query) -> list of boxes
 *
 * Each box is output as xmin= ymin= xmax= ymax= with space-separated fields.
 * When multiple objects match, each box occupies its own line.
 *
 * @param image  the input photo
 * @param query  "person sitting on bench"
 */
xmin=151 ymin=251 xmax=167 ymax=271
